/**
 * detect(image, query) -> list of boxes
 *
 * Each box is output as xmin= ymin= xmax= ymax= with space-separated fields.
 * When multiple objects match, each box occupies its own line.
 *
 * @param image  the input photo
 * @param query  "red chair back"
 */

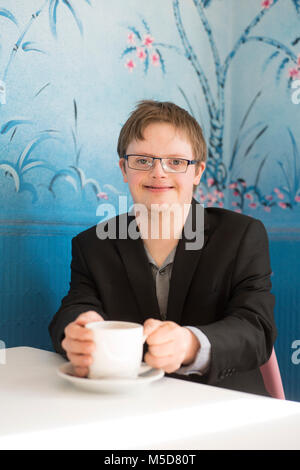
xmin=260 ymin=348 xmax=285 ymax=399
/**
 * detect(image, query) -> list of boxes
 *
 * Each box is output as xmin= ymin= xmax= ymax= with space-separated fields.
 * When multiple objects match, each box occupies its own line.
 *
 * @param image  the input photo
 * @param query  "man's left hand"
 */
xmin=143 ymin=318 xmax=200 ymax=373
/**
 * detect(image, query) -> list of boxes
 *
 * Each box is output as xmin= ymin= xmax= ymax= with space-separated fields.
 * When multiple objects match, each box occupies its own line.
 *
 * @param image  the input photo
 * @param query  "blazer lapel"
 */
xmin=166 ymin=199 xmax=210 ymax=325
xmin=113 ymin=213 xmax=161 ymax=323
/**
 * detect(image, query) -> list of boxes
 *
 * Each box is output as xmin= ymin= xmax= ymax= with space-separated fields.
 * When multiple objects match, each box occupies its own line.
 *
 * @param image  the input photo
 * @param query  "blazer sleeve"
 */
xmin=198 ymin=218 xmax=277 ymax=385
xmin=48 ymin=235 xmax=107 ymax=356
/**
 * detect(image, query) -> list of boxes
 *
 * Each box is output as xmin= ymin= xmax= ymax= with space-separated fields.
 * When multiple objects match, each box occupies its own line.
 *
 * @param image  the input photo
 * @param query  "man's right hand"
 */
xmin=61 ymin=311 xmax=104 ymax=377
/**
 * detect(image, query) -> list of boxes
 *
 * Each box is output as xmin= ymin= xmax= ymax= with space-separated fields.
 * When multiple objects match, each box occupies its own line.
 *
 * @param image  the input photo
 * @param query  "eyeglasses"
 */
xmin=123 ymin=154 xmax=197 ymax=173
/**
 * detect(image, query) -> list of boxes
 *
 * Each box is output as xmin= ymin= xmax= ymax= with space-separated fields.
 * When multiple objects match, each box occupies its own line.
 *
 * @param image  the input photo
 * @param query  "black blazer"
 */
xmin=49 ymin=198 xmax=277 ymax=396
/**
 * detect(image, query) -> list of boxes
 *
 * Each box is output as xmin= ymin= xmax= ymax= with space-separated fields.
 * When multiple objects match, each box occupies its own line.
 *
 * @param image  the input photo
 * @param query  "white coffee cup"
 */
xmin=85 ymin=321 xmax=146 ymax=379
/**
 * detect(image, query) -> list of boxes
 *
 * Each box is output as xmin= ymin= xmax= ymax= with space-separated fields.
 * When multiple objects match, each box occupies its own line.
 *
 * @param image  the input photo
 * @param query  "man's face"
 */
xmin=119 ymin=122 xmax=205 ymax=211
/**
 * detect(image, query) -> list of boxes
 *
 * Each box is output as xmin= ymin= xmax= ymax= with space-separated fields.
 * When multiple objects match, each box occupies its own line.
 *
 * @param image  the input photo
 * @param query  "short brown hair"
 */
xmin=117 ymin=100 xmax=206 ymax=193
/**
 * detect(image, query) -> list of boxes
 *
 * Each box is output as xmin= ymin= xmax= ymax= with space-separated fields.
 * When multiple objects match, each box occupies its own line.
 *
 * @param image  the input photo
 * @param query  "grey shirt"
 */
xmin=143 ymin=244 xmax=211 ymax=375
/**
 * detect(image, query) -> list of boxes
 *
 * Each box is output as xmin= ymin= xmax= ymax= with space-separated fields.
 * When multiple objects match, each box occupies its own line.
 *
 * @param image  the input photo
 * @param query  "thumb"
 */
xmin=143 ymin=318 xmax=162 ymax=341
xmin=75 ymin=311 xmax=104 ymax=326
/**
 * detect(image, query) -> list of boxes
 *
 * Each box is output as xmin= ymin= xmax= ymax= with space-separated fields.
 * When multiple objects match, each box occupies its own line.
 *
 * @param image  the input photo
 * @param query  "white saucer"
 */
xmin=57 ymin=362 xmax=164 ymax=394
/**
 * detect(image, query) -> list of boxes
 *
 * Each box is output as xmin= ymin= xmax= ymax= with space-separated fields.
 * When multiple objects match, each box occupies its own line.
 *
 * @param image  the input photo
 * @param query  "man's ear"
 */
xmin=194 ymin=161 xmax=205 ymax=186
xmin=119 ymin=158 xmax=128 ymax=183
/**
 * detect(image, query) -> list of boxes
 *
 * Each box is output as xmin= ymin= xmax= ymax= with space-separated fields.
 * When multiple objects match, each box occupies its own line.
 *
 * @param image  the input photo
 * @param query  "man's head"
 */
xmin=117 ymin=100 xmax=206 ymax=209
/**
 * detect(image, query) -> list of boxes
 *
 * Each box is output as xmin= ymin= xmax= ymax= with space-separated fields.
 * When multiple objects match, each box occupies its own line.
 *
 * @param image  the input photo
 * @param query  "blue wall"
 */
xmin=1 ymin=0 xmax=300 ymax=401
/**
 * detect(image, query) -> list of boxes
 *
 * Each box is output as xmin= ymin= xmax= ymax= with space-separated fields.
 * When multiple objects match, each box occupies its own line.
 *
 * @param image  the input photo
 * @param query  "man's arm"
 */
xmin=197 ymin=218 xmax=277 ymax=385
xmin=48 ymin=236 xmax=107 ymax=356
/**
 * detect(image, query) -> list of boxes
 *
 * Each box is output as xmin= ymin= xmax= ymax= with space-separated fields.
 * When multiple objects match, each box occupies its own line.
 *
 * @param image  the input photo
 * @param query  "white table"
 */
xmin=1 ymin=347 xmax=300 ymax=450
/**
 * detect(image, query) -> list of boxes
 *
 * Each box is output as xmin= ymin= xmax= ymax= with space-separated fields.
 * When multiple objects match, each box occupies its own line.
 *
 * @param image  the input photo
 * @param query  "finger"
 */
xmin=64 ymin=323 xmax=94 ymax=342
xmin=143 ymin=318 xmax=162 ymax=341
xmin=144 ymin=351 xmax=177 ymax=372
xmin=148 ymin=341 xmax=174 ymax=358
xmin=75 ymin=311 xmax=104 ymax=326
xmin=73 ymin=366 xmax=89 ymax=378
xmin=62 ymin=337 xmax=95 ymax=355
xmin=67 ymin=351 xmax=93 ymax=368
xmin=146 ymin=322 xmax=176 ymax=346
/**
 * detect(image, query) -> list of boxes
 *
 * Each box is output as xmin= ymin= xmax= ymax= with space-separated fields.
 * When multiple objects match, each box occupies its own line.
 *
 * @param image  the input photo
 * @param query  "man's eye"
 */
xmin=170 ymin=159 xmax=184 ymax=165
xmin=136 ymin=158 xmax=149 ymax=165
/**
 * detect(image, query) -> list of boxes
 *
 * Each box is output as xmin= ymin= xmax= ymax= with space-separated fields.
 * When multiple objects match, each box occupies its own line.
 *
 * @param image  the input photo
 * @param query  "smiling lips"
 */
xmin=144 ymin=185 xmax=174 ymax=191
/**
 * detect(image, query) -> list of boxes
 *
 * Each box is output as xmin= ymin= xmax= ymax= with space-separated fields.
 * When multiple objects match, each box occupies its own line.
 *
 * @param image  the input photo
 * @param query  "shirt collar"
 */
xmin=143 ymin=243 xmax=177 ymax=269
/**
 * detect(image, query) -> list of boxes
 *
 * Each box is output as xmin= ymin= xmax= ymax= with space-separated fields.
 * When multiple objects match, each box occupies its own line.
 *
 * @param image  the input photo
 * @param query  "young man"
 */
xmin=49 ymin=100 xmax=276 ymax=396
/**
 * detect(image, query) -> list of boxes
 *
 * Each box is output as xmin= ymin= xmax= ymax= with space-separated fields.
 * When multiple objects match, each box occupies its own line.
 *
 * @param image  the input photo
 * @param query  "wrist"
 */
xmin=181 ymin=327 xmax=200 ymax=366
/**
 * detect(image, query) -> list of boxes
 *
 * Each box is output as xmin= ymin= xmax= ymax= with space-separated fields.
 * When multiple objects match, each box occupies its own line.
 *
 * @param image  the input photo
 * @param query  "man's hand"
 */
xmin=61 ymin=311 xmax=104 ymax=377
xmin=143 ymin=318 xmax=200 ymax=374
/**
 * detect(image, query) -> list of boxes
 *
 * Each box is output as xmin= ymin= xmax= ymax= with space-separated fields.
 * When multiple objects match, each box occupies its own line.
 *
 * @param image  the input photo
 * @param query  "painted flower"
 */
xmin=266 ymin=195 xmax=273 ymax=200
xmin=125 ymin=59 xmax=136 ymax=71
xmin=143 ymin=34 xmax=154 ymax=47
xmin=245 ymin=193 xmax=253 ymax=200
xmin=229 ymin=183 xmax=238 ymax=189
xmin=137 ymin=47 xmax=147 ymax=61
xmin=278 ymin=202 xmax=287 ymax=209
xmin=277 ymin=192 xmax=284 ymax=199
xmin=233 ymin=190 xmax=239 ymax=197
xmin=232 ymin=201 xmax=238 ymax=207
xmin=288 ymin=67 xmax=300 ymax=80
xmin=151 ymin=52 xmax=160 ymax=66
xmin=207 ymin=177 xmax=214 ymax=187
xmin=218 ymin=201 xmax=224 ymax=208
xmin=234 ymin=208 xmax=242 ymax=213
xmin=261 ymin=0 xmax=273 ymax=9
xmin=127 ymin=33 xmax=135 ymax=45
xmin=97 ymin=192 xmax=108 ymax=200
xmin=295 ymin=195 xmax=300 ymax=202
xmin=264 ymin=206 xmax=271 ymax=212
xmin=249 ymin=202 xmax=257 ymax=209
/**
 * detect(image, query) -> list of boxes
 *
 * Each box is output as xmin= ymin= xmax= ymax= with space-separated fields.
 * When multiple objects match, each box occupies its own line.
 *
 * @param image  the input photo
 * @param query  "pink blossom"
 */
xmin=261 ymin=0 xmax=273 ymax=8
xmin=249 ymin=203 xmax=257 ymax=209
xmin=207 ymin=178 xmax=214 ymax=187
xmin=264 ymin=206 xmax=271 ymax=212
xmin=218 ymin=201 xmax=224 ymax=208
xmin=233 ymin=190 xmax=239 ymax=197
xmin=97 ymin=192 xmax=108 ymax=200
xmin=266 ymin=195 xmax=273 ymax=201
xmin=151 ymin=52 xmax=160 ymax=66
xmin=245 ymin=193 xmax=253 ymax=200
xmin=231 ymin=201 xmax=238 ymax=207
xmin=234 ymin=209 xmax=242 ymax=213
xmin=143 ymin=34 xmax=154 ymax=47
xmin=229 ymin=183 xmax=237 ymax=189
xmin=137 ymin=47 xmax=146 ymax=61
xmin=295 ymin=195 xmax=300 ymax=202
xmin=218 ymin=191 xmax=224 ymax=199
xmin=288 ymin=68 xmax=300 ymax=80
xmin=127 ymin=33 xmax=135 ymax=44
xmin=278 ymin=202 xmax=287 ymax=209
xmin=274 ymin=187 xmax=280 ymax=194
xmin=241 ymin=181 xmax=247 ymax=187
xmin=277 ymin=192 xmax=284 ymax=199
xmin=125 ymin=59 xmax=135 ymax=71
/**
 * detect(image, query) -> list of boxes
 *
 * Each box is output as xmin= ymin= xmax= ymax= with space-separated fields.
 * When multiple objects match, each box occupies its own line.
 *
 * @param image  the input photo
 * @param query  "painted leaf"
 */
xmin=49 ymin=0 xmax=59 ymax=37
xmin=22 ymin=41 xmax=46 ymax=54
xmin=0 ymin=120 xmax=33 ymax=134
xmin=62 ymin=0 xmax=83 ymax=36
xmin=0 ymin=8 xmax=18 ymax=27
xmin=0 ymin=162 xmax=20 ymax=191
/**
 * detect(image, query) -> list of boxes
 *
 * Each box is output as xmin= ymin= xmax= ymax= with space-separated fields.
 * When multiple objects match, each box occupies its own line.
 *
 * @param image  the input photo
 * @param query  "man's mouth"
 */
xmin=144 ymin=185 xmax=174 ymax=189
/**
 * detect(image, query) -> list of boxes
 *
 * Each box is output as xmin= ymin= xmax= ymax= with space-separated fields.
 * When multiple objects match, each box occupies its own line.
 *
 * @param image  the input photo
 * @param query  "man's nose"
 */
xmin=149 ymin=159 xmax=166 ymax=176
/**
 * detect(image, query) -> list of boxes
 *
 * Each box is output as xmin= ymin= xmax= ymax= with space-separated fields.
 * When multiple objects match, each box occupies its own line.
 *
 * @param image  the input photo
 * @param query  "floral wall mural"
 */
xmin=1 ymin=0 xmax=300 ymax=399
xmin=0 ymin=0 xmax=299 ymax=224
